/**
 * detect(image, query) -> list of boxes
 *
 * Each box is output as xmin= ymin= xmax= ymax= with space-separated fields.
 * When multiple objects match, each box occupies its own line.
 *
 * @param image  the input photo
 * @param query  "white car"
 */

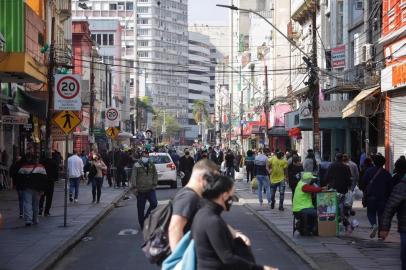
xmin=149 ymin=153 xmax=178 ymax=188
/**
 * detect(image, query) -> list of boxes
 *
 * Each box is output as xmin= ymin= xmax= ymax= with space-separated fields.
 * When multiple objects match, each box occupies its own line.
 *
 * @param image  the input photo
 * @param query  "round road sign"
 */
xmin=106 ymin=108 xmax=119 ymax=121
xmin=57 ymin=76 xmax=80 ymax=100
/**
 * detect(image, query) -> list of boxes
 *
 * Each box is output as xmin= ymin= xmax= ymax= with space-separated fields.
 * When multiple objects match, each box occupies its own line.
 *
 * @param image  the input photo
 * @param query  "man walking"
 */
xmin=255 ymin=149 xmax=272 ymax=207
xmin=225 ymin=149 xmax=235 ymax=179
xmin=179 ymin=149 xmax=195 ymax=187
xmin=269 ymin=151 xmax=288 ymax=211
xmin=67 ymin=150 xmax=84 ymax=203
xmin=39 ymin=154 xmax=58 ymax=216
xmin=130 ymin=151 xmax=158 ymax=229
xmin=343 ymin=154 xmax=359 ymax=191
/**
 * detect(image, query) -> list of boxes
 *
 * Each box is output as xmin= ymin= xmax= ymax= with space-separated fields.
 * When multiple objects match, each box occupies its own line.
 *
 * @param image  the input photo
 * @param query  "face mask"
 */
xmin=185 ymin=151 xmax=190 ymax=156
xmin=141 ymin=157 xmax=149 ymax=164
xmin=225 ymin=196 xmax=234 ymax=211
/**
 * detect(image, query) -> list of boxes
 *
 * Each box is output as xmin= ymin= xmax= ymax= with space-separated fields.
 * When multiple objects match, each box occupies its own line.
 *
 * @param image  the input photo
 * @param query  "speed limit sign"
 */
xmin=105 ymin=107 xmax=120 ymax=127
xmin=54 ymin=74 xmax=82 ymax=111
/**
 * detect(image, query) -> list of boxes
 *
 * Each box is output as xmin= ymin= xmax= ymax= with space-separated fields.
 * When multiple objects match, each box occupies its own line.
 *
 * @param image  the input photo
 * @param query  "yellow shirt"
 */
xmin=269 ymin=156 xmax=288 ymax=183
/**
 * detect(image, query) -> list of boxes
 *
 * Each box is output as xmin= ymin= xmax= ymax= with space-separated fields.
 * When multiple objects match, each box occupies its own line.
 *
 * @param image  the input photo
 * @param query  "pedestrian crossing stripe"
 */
xmin=53 ymin=111 xmax=82 ymax=135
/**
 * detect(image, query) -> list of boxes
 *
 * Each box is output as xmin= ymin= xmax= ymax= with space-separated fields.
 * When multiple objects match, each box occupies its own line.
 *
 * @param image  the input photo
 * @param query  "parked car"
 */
xmin=149 ymin=152 xmax=177 ymax=188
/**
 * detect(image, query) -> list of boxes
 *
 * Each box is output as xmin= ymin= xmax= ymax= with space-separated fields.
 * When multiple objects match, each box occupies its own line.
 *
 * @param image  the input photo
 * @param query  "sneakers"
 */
xmin=44 ymin=213 xmax=51 ymax=217
xmin=370 ymin=224 xmax=378 ymax=238
xmin=279 ymin=206 xmax=284 ymax=211
xmin=69 ymin=196 xmax=73 ymax=203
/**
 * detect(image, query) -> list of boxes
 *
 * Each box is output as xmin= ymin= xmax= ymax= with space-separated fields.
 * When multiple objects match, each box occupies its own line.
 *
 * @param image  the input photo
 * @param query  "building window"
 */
xmin=103 ymin=34 xmax=108 ymax=46
xmin=138 ymin=40 xmax=149 ymax=47
xmin=337 ymin=0 xmax=344 ymax=44
xmin=109 ymin=34 xmax=114 ymax=45
xmin=96 ymin=34 xmax=102 ymax=45
xmin=126 ymin=2 xmax=134 ymax=10
xmin=137 ymin=7 xmax=149 ymax=13
xmin=109 ymin=3 xmax=117 ymax=10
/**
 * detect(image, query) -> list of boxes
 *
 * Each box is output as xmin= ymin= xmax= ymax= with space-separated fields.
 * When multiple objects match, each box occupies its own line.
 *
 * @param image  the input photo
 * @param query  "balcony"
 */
xmin=291 ymin=0 xmax=318 ymax=23
xmin=287 ymin=21 xmax=302 ymax=41
xmin=57 ymin=0 xmax=71 ymax=22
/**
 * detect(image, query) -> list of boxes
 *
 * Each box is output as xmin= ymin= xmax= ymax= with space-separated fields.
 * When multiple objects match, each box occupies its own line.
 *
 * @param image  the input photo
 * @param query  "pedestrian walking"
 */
xmin=343 ymin=154 xmax=359 ymax=191
xmin=303 ymin=149 xmax=318 ymax=174
xmin=101 ymin=149 xmax=112 ymax=187
xmin=89 ymin=154 xmax=107 ymax=203
xmin=325 ymin=153 xmax=352 ymax=195
xmin=16 ymin=152 xmax=48 ymax=226
xmin=361 ymin=154 xmax=393 ymax=238
xmin=10 ymin=156 xmax=24 ymax=218
xmin=116 ymin=148 xmax=129 ymax=187
xmin=67 ymin=150 xmax=84 ymax=203
xmin=254 ymin=149 xmax=271 ymax=207
xmin=318 ymin=154 xmax=331 ymax=187
xmin=208 ymin=146 xmax=218 ymax=164
xmin=245 ymin=150 xmax=255 ymax=183
xmin=269 ymin=151 xmax=288 ymax=211
xmin=217 ymin=147 xmax=224 ymax=166
xmin=178 ymin=149 xmax=195 ymax=187
xmin=225 ymin=149 xmax=235 ymax=179
xmin=379 ymin=176 xmax=406 ymax=270
xmin=168 ymin=159 xmax=220 ymax=251
xmin=130 ymin=151 xmax=158 ymax=229
xmin=287 ymin=156 xmax=303 ymax=199
xmin=192 ymin=174 xmax=277 ymax=270
xmin=39 ymin=154 xmax=58 ymax=216
xmin=393 ymin=156 xmax=406 ymax=186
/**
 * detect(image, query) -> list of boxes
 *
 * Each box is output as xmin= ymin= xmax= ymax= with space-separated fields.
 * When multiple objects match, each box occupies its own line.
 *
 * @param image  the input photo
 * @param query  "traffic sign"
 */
xmin=105 ymin=107 xmax=120 ymax=127
xmin=54 ymin=74 xmax=82 ymax=111
xmin=106 ymin=127 xmax=120 ymax=139
xmin=53 ymin=111 xmax=81 ymax=135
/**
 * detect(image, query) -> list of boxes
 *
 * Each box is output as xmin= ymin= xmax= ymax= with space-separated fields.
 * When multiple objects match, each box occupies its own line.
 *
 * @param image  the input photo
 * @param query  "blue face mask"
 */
xmin=141 ymin=157 xmax=149 ymax=164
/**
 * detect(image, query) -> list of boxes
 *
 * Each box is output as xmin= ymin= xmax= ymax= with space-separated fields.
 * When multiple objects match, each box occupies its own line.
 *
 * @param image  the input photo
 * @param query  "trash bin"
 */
xmin=316 ymin=191 xmax=339 ymax=236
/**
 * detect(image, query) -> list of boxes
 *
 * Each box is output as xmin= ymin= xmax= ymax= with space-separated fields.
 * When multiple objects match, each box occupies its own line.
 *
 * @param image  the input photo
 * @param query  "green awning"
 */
xmin=14 ymin=87 xmax=47 ymax=119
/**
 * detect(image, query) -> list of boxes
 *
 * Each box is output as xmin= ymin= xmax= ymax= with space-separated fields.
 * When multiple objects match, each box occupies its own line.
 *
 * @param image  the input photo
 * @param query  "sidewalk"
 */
xmin=234 ymin=180 xmax=401 ymax=270
xmin=0 ymin=180 xmax=127 ymax=270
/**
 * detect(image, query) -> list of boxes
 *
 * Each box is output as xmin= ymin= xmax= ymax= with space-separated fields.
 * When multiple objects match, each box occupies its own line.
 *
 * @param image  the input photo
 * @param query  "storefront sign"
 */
xmin=1 ymin=115 xmax=28 ymax=125
xmin=381 ymin=62 xmax=406 ymax=92
xmin=332 ymin=45 xmax=346 ymax=69
xmin=299 ymin=100 xmax=350 ymax=119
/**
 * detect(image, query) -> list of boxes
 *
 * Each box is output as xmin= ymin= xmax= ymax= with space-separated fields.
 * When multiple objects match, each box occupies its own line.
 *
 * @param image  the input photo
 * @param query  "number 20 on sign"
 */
xmin=54 ymin=74 xmax=82 ymax=111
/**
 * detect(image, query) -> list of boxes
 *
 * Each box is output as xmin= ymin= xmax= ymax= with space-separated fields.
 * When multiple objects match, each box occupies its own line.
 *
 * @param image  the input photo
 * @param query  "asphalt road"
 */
xmin=51 ymin=186 xmax=310 ymax=270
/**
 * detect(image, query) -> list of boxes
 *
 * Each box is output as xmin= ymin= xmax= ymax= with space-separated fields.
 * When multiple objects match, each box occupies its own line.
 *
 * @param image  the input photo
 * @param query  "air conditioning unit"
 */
xmin=362 ymin=44 xmax=373 ymax=63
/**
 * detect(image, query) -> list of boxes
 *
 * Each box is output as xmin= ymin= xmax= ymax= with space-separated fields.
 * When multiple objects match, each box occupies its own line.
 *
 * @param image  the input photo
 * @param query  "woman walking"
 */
xmin=245 ymin=150 xmax=255 ymax=183
xmin=89 ymin=154 xmax=107 ymax=203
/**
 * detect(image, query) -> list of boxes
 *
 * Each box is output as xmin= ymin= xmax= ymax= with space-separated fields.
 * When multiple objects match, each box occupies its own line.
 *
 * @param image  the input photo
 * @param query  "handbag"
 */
xmin=162 ymin=231 xmax=196 ymax=270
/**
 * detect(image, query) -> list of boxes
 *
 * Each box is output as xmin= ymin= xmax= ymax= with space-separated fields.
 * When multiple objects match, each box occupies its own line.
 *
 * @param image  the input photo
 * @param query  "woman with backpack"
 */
xmin=192 ymin=174 xmax=277 ymax=270
xmin=88 ymin=154 xmax=107 ymax=203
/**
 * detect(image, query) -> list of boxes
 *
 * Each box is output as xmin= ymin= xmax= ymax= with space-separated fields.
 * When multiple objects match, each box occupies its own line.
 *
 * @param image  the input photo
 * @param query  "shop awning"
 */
xmin=14 ymin=87 xmax=48 ymax=120
xmin=268 ymin=126 xmax=288 ymax=136
xmin=0 ymin=52 xmax=47 ymax=83
xmin=342 ymin=86 xmax=380 ymax=118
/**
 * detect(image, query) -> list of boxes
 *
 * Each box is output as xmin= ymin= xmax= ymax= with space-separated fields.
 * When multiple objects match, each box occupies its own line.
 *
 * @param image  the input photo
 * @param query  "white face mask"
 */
xmin=141 ymin=157 xmax=149 ymax=164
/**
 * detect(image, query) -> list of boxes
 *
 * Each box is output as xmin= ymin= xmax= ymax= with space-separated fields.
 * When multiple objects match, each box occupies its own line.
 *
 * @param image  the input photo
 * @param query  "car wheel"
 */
xmin=170 ymin=182 xmax=177 ymax=189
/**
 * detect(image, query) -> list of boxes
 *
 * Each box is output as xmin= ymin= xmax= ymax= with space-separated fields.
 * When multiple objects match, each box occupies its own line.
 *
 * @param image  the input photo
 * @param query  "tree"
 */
xmin=192 ymin=100 xmax=209 ymax=125
xmin=152 ymin=112 xmax=181 ymax=138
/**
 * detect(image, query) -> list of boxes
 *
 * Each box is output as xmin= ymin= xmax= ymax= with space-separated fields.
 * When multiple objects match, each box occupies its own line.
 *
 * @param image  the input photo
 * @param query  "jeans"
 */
xmin=257 ymin=175 xmax=271 ymax=204
xmin=69 ymin=177 xmax=80 ymax=199
xmin=136 ymin=190 xmax=158 ymax=228
xmin=91 ymin=177 xmax=103 ymax=202
xmin=23 ymin=189 xmax=39 ymax=224
xmin=366 ymin=197 xmax=385 ymax=227
xmin=246 ymin=165 xmax=254 ymax=182
xmin=270 ymin=181 xmax=286 ymax=208
xmin=401 ymin=232 xmax=406 ymax=270
xmin=39 ymin=182 xmax=54 ymax=214
xmin=226 ymin=167 xmax=235 ymax=179
xmin=17 ymin=190 xmax=24 ymax=216
xmin=299 ymin=208 xmax=317 ymax=233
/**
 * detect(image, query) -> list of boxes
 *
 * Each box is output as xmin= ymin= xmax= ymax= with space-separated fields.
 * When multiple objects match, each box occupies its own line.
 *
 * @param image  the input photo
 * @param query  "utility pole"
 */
xmin=264 ymin=65 xmax=269 ymax=149
xmin=229 ymin=0 xmax=234 ymax=148
xmin=45 ymin=17 xmax=55 ymax=158
xmin=311 ymin=0 xmax=320 ymax=155
xmin=89 ymin=51 xmax=95 ymax=147
xmin=239 ymin=65 xmax=244 ymax=154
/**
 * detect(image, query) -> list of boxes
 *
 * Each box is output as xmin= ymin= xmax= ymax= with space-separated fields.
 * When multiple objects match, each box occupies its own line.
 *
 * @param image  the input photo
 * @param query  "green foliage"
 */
xmin=192 ymin=100 xmax=208 ymax=124
xmin=152 ymin=112 xmax=181 ymax=137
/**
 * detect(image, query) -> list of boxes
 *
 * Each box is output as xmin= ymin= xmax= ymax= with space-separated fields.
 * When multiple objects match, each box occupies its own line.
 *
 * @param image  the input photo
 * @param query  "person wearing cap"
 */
xmin=292 ymin=172 xmax=324 ymax=235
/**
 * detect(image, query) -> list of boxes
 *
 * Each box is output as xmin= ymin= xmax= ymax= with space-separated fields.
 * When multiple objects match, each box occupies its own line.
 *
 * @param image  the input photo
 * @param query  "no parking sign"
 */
xmin=54 ymin=74 xmax=82 ymax=111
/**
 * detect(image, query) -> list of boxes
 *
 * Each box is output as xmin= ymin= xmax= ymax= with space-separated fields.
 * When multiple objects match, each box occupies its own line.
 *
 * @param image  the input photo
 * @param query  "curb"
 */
xmin=237 ymin=195 xmax=321 ymax=270
xmin=33 ymin=188 xmax=129 ymax=270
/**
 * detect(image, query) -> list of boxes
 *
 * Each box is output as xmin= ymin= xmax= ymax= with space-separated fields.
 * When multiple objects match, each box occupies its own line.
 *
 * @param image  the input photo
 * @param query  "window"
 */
xmin=109 ymin=3 xmax=117 ymax=10
xmin=96 ymin=34 xmax=101 ymax=45
xmin=138 ymin=51 xmax=150 ymax=57
xmin=126 ymin=2 xmax=134 ymax=10
xmin=150 ymin=155 xmax=171 ymax=164
xmin=337 ymin=0 xmax=344 ymax=44
xmin=137 ymin=7 xmax=149 ymax=13
xmin=109 ymin=34 xmax=114 ymax=45
xmin=138 ymin=40 xmax=149 ymax=47
xmin=103 ymin=34 xmax=108 ymax=45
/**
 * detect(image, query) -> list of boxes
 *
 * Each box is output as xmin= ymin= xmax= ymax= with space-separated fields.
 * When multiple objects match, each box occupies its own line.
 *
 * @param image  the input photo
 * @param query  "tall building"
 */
xmin=187 ymin=31 xmax=215 ymax=144
xmin=136 ymin=0 xmax=189 ymax=130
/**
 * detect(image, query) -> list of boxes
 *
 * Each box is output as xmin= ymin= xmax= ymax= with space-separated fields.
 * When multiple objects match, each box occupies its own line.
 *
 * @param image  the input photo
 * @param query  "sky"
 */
xmin=188 ymin=0 xmax=230 ymax=26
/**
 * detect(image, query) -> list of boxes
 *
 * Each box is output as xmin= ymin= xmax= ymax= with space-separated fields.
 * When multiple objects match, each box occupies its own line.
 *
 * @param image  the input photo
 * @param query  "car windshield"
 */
xmin=150 ymin=155 xmax=171 ymax=164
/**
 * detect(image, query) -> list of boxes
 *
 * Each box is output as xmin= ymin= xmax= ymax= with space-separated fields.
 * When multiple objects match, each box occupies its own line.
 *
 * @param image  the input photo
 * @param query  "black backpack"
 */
xmin=141 ymin=201 xmax=173 ymax=265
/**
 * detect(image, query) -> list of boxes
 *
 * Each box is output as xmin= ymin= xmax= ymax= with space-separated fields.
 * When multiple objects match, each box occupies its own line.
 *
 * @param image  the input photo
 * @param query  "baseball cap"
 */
xmin=302 ymin=172 xmax=317 ymax=181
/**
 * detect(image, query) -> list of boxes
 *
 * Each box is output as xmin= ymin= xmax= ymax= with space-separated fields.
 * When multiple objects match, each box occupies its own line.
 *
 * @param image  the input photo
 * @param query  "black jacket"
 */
xmin=380 ymin=180 xmax=406 ymax=233
xmin=179 ymin=156 xmax=194 ymax=174
xmin=192 ymin=201 xmax=263 ymax=270
xmin=325 ymin=161 xmax=352 ymax=194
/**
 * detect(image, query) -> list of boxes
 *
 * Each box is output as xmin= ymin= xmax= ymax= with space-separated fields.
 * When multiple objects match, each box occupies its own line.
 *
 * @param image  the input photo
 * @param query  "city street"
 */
xmin=51 ymin=186 xmax=309 ymax=270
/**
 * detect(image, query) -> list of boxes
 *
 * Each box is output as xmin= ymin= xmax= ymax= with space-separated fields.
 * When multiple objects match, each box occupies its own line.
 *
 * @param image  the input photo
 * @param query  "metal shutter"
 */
xmin=390 ymin=94 xmax=406 ymax=168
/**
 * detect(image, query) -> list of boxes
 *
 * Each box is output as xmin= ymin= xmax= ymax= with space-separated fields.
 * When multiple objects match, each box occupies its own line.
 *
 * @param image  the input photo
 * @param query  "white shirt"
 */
xmin=68 ymin=154 xmax=84 ymax=178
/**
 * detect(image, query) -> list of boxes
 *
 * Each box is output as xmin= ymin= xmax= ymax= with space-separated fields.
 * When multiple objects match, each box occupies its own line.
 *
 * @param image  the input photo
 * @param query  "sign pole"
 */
xmin=64 ymin=134 xmax=68 ymax=227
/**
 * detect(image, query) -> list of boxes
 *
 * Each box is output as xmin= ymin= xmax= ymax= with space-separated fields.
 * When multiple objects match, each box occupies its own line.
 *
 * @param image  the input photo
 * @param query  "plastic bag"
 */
xmin=353 ymin=186 xmax=363 ymax=201
xmin=344 ymin=190 xmax=354 ymax=207
xmin=251 ymin=177 xmax=258 ymax=190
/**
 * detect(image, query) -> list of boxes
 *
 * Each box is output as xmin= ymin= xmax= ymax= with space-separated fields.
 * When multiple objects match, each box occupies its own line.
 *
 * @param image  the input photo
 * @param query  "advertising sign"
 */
xmin=332 ymin=45 xmax=346 ymax=69
xmin=317 ymin=191 xmax=338 ymax=236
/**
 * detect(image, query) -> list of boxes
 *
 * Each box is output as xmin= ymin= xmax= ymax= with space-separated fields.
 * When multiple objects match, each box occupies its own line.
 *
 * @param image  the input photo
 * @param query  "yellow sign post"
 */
xmin=106 ymin=127 xmax=120 ymax=140
xmin=53 ymin=110 xmax=81 ymax=135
